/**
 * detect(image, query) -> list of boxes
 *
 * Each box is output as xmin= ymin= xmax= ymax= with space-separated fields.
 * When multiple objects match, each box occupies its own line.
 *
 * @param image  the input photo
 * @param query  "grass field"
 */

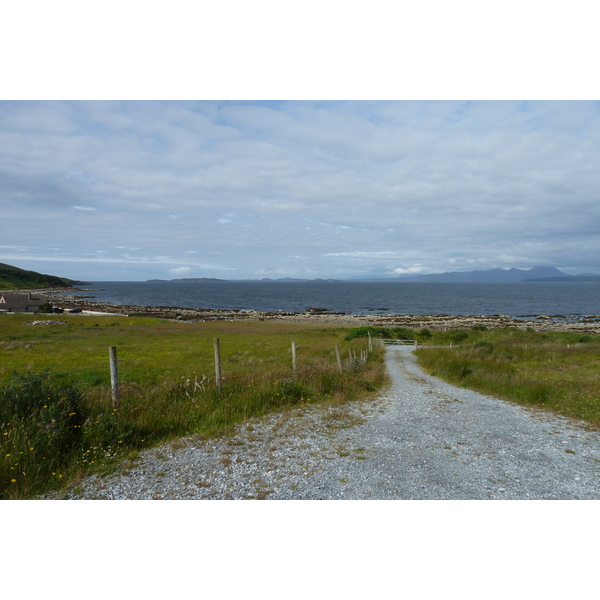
xmin=414 ymin=326 xmax=600 ymax=429
xmin=4 ymin=317 xmax=598 ymax=499
xmin=0 ymin=315 xmax=386 ymax=499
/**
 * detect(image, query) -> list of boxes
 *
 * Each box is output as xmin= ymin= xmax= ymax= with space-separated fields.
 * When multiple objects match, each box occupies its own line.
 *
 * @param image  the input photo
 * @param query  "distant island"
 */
xmin=147 ymin=277 xmax=226 ymax=282
xmin=0 ymin=262 xmax=89 ymax=290
xmin=147 ymin=277 xmax=342 ymax=283
xmin=147 ymin=267 xmax=600 ymax=284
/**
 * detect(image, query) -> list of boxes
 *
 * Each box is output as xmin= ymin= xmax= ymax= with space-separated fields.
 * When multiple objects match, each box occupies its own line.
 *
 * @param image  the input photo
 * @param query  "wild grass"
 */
xmin=0 ymin=316 xmax=386 ymax=499
xmin=414 ymin=327 xmax=600 ymax=429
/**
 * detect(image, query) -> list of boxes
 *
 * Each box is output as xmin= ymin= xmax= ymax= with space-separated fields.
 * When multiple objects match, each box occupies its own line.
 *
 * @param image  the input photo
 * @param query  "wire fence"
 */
xmin=1 ymin=336 xmax=377 ymax=408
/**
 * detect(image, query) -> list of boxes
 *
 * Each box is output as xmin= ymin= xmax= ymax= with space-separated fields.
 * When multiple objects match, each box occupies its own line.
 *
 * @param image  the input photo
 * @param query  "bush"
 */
xmin=474 ymin=341 xmax=494 ymax=353
xmin=449 ymin=331 xmax=468 ymax=343
xmin=37 ymin=301 xmax=54 ymax=313
xmin=391 ymin=327 xmax=415 ymax=340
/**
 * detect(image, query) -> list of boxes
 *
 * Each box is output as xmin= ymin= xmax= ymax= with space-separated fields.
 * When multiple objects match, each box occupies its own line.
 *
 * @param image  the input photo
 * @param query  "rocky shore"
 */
xmin=42 ymin=290 xmax=600 ymax=334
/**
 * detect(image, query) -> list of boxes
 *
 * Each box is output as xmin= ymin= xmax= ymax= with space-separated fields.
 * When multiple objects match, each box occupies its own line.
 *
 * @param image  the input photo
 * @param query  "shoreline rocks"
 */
xmin=41 ymin=293 xmax=600 ymax=334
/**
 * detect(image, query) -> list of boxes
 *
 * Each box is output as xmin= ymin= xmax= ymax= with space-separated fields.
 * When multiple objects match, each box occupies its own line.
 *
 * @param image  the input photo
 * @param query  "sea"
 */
xmin=73 ymin=280 xmax=600 ymax=322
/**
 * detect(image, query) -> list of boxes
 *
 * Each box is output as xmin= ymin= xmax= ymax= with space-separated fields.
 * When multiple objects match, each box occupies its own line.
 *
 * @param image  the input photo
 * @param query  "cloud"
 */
xmin=392 ymin=266 xmax=428 ymax=275
xmin=2 ymin=100 xmax=600 ymax=280
xmin=169 ymin=266 xmax=192 ymax=275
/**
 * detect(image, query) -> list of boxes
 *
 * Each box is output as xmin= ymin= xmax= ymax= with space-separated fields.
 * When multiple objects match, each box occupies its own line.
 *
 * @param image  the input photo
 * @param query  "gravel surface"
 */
xmin=46 ymin=347 xmax=600 ymax=500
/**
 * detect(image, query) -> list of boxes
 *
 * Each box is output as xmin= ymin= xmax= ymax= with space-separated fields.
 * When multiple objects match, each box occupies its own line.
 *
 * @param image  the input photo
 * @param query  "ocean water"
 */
xmin=74 ymin=280 xmax=600 ymax=321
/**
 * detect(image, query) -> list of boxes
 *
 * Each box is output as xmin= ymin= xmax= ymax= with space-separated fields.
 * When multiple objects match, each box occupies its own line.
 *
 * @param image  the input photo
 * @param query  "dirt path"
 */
xmin=47 ymin=347 xmax=600 ymax=500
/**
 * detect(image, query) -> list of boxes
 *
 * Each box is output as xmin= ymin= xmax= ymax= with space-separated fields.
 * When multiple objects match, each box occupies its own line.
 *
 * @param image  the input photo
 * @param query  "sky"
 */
xmin=2 ymin=2 xmax=600 ymax=283
xmin=2 ymin=99 xmax=600 ymax=281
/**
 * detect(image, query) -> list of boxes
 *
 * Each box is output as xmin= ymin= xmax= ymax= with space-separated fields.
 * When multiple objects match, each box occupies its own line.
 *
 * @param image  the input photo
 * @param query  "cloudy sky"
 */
xmin=2 ymin=100 xmax=600 ymax=281
xmin=2 ymin=3 xmax=599 ymax=282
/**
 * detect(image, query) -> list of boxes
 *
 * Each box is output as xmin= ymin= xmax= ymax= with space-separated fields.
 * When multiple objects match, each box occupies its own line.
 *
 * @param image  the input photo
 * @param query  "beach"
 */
xmin=42 ymin=289 xmax=600 ymax=334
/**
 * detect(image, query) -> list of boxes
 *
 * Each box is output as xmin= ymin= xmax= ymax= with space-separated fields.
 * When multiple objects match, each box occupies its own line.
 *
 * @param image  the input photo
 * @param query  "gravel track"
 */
xmin=48 ymin=347 xmax=600 ymax=500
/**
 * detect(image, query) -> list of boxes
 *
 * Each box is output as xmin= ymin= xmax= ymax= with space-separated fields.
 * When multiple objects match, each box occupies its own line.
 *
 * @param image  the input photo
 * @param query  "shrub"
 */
xmin=37 ymin=301 xmax=54 ymax=313
xmin=449 ymin=330 xmax=468 ymax=343
xmin=391 ymin=327 xmax=415 ymax=340
xmin=474 ymin=341 xmax=494 ymax=353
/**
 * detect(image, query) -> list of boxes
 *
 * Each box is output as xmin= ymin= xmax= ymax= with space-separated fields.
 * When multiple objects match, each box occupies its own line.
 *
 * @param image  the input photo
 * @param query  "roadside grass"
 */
xmin=413 ymin=327 xmax=600 ymax=429
xmin=0 ymin=316 xmax=386 ymax=499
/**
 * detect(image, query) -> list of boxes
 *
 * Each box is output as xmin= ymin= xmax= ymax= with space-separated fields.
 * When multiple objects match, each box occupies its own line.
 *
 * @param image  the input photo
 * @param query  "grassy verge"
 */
xmin=413 ymin=326 xmax=600 ymax=429
xmin=0 ymin=317 xmax=387 ymax=499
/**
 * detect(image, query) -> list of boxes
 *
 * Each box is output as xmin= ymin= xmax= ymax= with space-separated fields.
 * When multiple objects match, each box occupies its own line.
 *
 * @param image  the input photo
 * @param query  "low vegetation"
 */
xmin=414 ymin=326 xmax=600 ymax=429
xmin=345 ymin=326 xmax=432 ymax=342
xmin=4 ymin=316 xmax=598 ymax=499
xmin=0 ymin=316 xmax=386 ymax=499
xmin=0 ymin=261 xmax=84 ymax=290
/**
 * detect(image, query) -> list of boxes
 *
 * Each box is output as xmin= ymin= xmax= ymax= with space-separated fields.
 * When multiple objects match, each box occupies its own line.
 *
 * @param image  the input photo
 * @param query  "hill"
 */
xmin=0 ymin=262 xmax=87 ymax=290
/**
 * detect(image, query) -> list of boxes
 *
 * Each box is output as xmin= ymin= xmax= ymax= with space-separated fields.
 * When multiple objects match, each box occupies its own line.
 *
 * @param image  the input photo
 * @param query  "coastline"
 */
xmin=40 ymin=289 xmax=600 ymax=334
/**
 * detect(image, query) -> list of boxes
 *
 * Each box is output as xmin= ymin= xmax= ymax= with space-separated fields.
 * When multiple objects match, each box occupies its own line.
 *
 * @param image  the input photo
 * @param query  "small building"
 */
xmin=0 ymin=292 xmax=47 ymax=312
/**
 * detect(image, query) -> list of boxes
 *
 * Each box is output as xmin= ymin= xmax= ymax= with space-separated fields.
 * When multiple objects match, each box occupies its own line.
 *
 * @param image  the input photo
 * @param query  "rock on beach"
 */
xmin=43 ymin=292 xmax=600 ymax=334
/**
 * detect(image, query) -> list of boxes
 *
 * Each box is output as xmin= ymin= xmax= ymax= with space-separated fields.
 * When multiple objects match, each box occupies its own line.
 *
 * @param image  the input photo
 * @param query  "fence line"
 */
xmin=2 ymin=337 xmax=378 ymax=395
xmin=372 ymin=338 xmax=418 ymax=348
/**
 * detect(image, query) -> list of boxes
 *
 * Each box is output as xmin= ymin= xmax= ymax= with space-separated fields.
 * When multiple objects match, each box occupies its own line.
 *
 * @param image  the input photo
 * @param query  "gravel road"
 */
xmin=49 ymin=346 xmax=600 ymax=500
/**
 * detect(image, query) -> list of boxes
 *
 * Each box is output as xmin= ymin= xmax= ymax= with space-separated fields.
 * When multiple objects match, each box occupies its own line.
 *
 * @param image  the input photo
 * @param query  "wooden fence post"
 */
xmin=292 ymin=341 xmax=298 ymax=378
xmin=335 ymin=344 xmax=343 ymax=372
xmin=368 ymin=332 xmax=372 ymax=352
xmin=214 ymin=337 xmax=222 ymax=393
xmin=109 ymin=346 xmax=119 ymax=410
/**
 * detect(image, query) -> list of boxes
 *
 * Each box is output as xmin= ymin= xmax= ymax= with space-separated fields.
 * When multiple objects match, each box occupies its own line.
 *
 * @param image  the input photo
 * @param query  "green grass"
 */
xmin=0 ymin=261 xmax=80 ymax=289
xmin=0 ymin=316 xmax=387 ymax=499
xmin=414 ymin=327 xmax=600 ymax=429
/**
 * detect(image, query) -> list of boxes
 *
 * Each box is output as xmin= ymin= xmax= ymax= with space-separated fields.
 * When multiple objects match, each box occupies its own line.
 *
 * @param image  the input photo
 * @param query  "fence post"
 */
xmin=214 ymin=337 xmax=222 ymax=393
xmin=292 ymin=341 xmax=298 ymax=378
xmin=335 ymin=344 xmax=343 ymax=372
xmin=109 ymin=346 xmax=119 ymax=410
xmin=368 ymin=332 xmax=372 ymax=352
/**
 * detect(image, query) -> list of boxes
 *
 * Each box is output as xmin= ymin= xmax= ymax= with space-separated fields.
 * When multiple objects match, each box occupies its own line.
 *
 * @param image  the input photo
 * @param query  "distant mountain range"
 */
xmin=151 ymin=266 xmax=600 ymax=284
xmin=388 ymin=266 xmax=573 ymax=283
xmin=351 ymin=266 xmax=600 ymax=283
xmin=4 ymin=261 xmax=596 ymax=288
